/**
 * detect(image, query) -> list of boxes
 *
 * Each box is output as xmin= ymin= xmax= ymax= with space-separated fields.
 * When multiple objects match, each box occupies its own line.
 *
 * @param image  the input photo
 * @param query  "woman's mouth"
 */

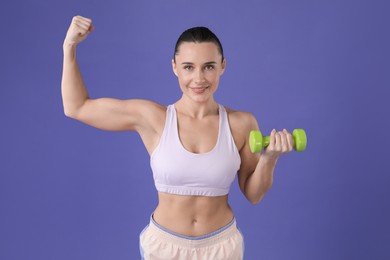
xmin=190 ymin=86 xmax=209 ymax=94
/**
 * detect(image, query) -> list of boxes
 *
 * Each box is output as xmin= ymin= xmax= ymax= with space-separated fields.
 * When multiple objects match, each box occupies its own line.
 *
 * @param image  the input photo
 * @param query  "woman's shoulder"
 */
xmin=130 ymin=99 xmax=167 ymax=128
xmin=223 ymin=105 xmax=259 ymax=150
xmin=131 ymin=99 xmax=167 ymax=112
xmin=223 ymin=105 xmax=258 ymax=129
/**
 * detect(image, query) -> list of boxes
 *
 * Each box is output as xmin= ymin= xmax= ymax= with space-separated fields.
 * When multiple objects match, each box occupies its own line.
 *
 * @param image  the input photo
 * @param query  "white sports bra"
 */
xmin=150 ymin=104 xmax=241 ymax=196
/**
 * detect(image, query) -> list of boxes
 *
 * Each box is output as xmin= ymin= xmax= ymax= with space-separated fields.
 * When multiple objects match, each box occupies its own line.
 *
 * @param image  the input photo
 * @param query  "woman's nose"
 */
xmin=194 ymin=69 xmax=206 ymax=84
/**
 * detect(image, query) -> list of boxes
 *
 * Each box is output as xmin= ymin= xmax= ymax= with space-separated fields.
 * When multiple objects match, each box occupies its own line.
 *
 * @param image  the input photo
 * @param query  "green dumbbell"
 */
xmin=249 ymin=129 xmax=307 ymax=153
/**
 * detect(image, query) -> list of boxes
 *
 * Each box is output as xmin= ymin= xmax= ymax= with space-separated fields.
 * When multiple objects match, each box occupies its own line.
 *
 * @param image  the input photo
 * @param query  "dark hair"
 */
xmin=173 ymin=27 xmax=224 ymax=62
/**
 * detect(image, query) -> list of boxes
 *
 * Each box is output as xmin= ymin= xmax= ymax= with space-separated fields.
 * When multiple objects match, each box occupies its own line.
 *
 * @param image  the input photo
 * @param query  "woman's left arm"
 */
xmin=237 ymin=114 xmax=293 ymax=205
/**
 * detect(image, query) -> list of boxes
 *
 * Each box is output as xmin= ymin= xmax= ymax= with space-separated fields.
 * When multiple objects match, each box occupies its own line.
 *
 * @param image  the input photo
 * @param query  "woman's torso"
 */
xmin=139 ymin=102 xmax=247 ymax=236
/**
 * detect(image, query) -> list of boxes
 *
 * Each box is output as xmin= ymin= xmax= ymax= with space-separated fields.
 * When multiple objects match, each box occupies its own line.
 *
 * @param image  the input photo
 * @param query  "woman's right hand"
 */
xmin=64 ymin=16 xmax=94 ymax=46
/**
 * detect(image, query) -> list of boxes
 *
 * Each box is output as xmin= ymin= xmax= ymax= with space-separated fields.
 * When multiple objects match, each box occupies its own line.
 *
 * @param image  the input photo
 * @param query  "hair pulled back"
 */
xmin=174 ymin=27 xmax=224 ymax=62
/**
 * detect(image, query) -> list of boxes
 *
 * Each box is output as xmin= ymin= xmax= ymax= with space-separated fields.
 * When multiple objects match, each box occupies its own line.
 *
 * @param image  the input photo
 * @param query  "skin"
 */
xmin=62 ymin=16 xmax=294 ymax=236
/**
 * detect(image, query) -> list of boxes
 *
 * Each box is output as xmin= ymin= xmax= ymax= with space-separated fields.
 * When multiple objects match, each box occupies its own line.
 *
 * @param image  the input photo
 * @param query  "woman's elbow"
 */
xmin=247 ymin=184 xmax=273 ymax=205
xmin=63 ymin=100 xmax=85 ymax=119
xmin=248 ymin=196 xmax=263 ymax=205
xmin=63 ymin=106 xmax=78 ymax=119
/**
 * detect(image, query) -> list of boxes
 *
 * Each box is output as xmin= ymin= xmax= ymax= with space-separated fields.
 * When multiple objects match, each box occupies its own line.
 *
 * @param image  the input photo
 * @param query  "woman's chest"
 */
xmin=177 ymin=117 xmax=219 ymax=154
xmin=176 ymin=113 xmax=245 ymax=154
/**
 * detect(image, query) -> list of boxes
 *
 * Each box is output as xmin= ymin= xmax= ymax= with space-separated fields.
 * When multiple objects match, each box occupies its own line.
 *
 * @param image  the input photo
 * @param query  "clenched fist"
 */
xmin=64 ymin=16 xmax=94 ymax=45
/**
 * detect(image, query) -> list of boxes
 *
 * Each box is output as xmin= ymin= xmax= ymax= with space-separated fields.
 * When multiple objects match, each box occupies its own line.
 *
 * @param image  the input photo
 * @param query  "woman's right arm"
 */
xmin=61 ymin=16 xmax=162 ymax=132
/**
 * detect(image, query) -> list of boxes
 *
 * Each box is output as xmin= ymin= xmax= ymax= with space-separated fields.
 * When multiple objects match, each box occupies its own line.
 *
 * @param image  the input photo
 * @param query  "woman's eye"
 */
xmin=184 ymin=66 xmax=193 ymax=71
xmin=205 ymin=65 xmax=215 ymax=70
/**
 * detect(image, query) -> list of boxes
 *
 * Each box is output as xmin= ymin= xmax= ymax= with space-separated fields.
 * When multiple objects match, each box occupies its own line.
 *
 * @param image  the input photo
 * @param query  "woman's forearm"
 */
xmin=244 ymin=155 xmax=278 ymax=205
xmin=61 ymin=42 xmax=89 ymax=117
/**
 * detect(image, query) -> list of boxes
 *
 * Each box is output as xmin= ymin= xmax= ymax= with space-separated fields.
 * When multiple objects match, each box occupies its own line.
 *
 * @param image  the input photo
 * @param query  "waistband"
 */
xmin=148 ymin=214 xmax=238 ymax=248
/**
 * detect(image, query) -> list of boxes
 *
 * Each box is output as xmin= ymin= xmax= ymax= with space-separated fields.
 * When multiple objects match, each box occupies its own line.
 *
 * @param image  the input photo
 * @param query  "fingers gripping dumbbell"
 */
xmin=249 ymin=129 xmax=307 ymax=153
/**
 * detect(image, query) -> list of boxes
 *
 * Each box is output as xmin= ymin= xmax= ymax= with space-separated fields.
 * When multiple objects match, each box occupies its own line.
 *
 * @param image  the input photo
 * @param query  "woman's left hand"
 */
xmin=262 ymin=129 xmax=294 ymax=160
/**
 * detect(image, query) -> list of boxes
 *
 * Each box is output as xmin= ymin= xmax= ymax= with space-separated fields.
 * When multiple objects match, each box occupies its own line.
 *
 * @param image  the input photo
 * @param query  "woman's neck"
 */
xmin=175 ymin=97 xmax=219 ymax=119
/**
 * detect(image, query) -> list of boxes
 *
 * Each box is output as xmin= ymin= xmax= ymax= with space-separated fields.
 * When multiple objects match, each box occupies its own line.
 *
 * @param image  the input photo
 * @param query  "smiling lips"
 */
xmin=190 ymin=86 xmax=209 ymax=94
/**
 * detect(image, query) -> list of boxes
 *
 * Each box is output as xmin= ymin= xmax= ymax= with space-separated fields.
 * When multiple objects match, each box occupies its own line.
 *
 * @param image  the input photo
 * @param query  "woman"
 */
xmin=62 ymin=16 xmax=294 ymax=260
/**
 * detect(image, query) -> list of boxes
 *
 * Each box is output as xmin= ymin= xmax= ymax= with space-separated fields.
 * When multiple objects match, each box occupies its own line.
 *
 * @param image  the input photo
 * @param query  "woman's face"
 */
xmin=172 ymin=42 xmax=226 ymax=103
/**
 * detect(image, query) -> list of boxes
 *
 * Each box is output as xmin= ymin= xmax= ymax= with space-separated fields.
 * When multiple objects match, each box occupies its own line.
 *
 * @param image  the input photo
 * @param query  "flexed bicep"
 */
xmin=70 ymin=98 xmax=162 ymax=132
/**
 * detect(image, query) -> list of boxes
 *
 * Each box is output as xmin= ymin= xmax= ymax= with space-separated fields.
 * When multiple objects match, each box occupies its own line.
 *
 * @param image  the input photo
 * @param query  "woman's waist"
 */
xmin=153 ymin=193 xmax=234 ymax=237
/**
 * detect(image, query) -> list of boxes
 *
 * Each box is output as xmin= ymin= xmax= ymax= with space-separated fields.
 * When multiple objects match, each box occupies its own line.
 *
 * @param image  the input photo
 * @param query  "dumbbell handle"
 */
xmin=261 ymin=136 xmax=271 ymax=147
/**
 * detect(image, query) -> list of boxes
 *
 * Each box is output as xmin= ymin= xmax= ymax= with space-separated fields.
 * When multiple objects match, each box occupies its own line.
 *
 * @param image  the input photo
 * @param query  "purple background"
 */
xmin=1 ymin=0 xmax=389 ymax=259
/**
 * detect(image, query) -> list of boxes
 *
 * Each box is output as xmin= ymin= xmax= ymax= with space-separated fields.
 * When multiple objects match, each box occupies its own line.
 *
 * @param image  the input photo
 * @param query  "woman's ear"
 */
xmin=172 ymin=59 xmax=178 ymax=77
xmin=220 ymin=58 xmax=226 ymax=75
